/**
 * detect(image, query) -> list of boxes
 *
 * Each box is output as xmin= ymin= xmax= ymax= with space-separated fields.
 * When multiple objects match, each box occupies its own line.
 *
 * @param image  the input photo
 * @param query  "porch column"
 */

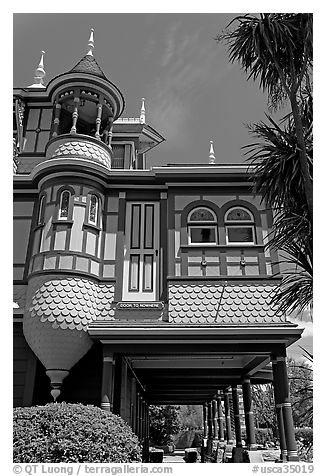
xmin=207 ymin=401 xmax=213 ymax=439
xmin=217 ymin=392 xmax=224 ymax=441
xmin=101 ymin=347 xmax=114 ymax=412
xmin=232 ymin=385 xmax=243 ymax=448
xmin=272 ymin=358 xmax=287 ymax=461
xmin=113 ymin=354 xmax=122 ymax=415
xmin=136 ymin=391 xmax=141 ymax=437
xmin=224 ymin=388 xmax=233 ymax=444
xmin=120 ymin=358 xmax=128 ymax=420
xmin=203 ymin=403 xmax=208 ymax=439
xmin=131 ymin=377 xmax=137 ymax=433
xmin=273 ymin=357 xmax=299 ymax=461
xmin=212 ymin=399 xmax=218 ymax=440
xmin=242 ymin=378 xmax=256 ymax=449
xmin=140 ymin=397 xmax=145 ymax=441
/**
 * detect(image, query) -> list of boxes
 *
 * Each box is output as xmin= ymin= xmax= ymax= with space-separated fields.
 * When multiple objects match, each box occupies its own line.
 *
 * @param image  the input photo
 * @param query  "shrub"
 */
xmin=191 ymin=431 xmax=203 ymax=448
xmin=13 ymin=402 xmax=142 ymax=463
xmin=295 ymin=428 xmax=313 ymax=462
xmin=149 ymin=405 xmax=182 ymax=446
xmin=255 ymin=428 xmax=274 ymax=447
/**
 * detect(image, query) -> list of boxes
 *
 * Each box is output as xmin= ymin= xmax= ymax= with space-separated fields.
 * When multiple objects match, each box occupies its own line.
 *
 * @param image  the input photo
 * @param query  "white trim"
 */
xmin=58 ymin=190 xmax=71 ymax=220
xmin=188 ymin=225 xmax=218 ymax=245
xmin=88 ymin=194 xmax=99 ymax=226
xmin=225 ymin=225 xmax=255 ymax=245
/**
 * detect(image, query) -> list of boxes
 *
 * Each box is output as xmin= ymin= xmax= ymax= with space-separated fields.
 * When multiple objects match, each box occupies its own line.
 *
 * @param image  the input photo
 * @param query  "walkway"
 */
xmin=163 ymin=449 xmax=186 ymax=463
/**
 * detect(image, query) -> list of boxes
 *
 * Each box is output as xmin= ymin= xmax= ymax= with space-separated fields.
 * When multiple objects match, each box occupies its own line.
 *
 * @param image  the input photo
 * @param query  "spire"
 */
xmin=140 ymin=98 xmax=146 ymax=124
xmin=86 ymin=28 xmax=95 ymax=56
xmin=209 ymin=140 xmax=216 ymax=165
xmin=28 ymin=50 xmax=46 ymax=89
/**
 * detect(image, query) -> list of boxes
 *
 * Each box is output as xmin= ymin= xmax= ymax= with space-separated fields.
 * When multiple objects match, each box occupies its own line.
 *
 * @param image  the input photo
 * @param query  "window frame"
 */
xmin=187 ymin=206 xmax=218 ymax=246
xmin=37 ymin=194 xmax=46 ymax=226
xmin=87 ymin=193 xmax=100 ymax=227
xmin=58 ymin=190 xmax=72 ymax=221
xmin=224 ymin=206 xmax=256 ymax=245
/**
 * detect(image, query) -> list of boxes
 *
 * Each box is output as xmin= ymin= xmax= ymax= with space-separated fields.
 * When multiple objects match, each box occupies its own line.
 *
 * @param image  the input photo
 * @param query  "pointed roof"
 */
xmin=67 ymin=28 xmax=108 ymax=80
xmin=68 ymin=54 xmax=108 ymax=80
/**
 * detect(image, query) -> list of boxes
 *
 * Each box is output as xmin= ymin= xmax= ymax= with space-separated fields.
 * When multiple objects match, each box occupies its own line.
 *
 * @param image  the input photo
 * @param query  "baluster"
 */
xmin=95 ymin=103 xmax=103 ymax=140
xmin=70 ymin=97 xmax=80 ymax=134
xmin=52 ymin=103 xmax=62 ymax=137
xmin=108 ymin=117 xmax=113 ymax=148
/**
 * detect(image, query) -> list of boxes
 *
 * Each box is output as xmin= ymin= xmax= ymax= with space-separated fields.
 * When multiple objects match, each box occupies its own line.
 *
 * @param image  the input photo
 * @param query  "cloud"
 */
xmin=291 ymin=318 xmax=313 ymax=338
xmin=161 ymin=23 xmax=179 ymax=66
xmin=148 ymin=25 xmax=235 ymax=146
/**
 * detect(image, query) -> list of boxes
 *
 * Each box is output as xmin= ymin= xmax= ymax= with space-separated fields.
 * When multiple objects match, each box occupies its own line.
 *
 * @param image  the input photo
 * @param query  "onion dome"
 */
xmin=23 ymin=275 xmax=98 ymax=401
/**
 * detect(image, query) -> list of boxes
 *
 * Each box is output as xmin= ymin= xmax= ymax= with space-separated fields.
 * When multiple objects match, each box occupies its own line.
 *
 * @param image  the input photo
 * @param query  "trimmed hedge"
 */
xmin=13 ymin=403 xmax=142 ymax=463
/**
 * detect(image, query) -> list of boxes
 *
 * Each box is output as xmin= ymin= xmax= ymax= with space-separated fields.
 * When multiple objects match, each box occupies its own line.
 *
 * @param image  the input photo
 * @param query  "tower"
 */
xmin=16 ymin=30 xmax=163 ymax=400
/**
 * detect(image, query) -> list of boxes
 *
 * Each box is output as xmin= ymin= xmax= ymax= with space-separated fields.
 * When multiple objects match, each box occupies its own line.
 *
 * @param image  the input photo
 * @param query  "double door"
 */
xmin=122 ymin=202 xmax=159 ymax=301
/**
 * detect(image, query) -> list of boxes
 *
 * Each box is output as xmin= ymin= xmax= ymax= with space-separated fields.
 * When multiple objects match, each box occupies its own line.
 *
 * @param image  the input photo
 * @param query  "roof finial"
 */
xmin=28 ymin=50 xmax=46 ymax=89
xmin=209 ymin=140 xmax=216 ymax=165
xmin=86 ymin=28 xmax=95 ymax=56
xmin=140 ymin=98 xmax=146 ymax=124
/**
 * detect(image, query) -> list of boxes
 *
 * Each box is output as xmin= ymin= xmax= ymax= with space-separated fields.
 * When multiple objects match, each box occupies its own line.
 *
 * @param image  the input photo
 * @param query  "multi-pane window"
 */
xmin=58 ymin=190 xmax=71 ymax=220
xmin=24 ymin=108 xmax=52 ymax=153
xmin=188 ymin=207 xmax=218 ymax=245
xmin=88 ymin=194 xmax=99 ymax=226
xmin=225 ymin=207 xmax=255 ymax=245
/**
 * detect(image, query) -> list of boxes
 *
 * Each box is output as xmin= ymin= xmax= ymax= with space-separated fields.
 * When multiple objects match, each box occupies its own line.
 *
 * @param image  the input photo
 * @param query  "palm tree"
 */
xmin=218 ymin=14 xmax=313 ymax=314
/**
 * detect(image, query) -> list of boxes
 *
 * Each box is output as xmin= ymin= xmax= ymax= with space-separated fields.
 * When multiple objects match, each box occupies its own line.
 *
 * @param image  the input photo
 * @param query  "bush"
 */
xmin=13 ymin=402 xmax=142 ymax=463
xmin=295 ymin=428 xmax=313 ymax=462
xmin=149 ymin=405 xmax=182 ymax=446
xmin=191 ymin=431 xmax=203 ymax=448
xmin=255 ymin=428 xmax=274 ymax=447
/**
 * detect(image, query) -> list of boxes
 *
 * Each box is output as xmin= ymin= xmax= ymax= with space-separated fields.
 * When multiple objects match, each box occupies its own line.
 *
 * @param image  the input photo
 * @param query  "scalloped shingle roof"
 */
xmin=168 ymin=283 xmax=285 ymax=325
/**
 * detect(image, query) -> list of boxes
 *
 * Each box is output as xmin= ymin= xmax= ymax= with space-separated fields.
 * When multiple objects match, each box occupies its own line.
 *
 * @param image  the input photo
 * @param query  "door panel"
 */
xmin=122 ymin=202 xmax=159 ymax=301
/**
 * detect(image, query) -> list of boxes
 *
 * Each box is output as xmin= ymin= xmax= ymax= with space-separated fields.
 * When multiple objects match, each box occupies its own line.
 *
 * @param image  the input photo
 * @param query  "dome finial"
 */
xmin=140 ymin=98 xmax=146 ymax=124
xmin=28 ymin=50 xmax=46 ymax=89
xmin=86 ymin=28 xmax=95 ymax=56
xmin=209 ymin=140 xmax=216 ymax=165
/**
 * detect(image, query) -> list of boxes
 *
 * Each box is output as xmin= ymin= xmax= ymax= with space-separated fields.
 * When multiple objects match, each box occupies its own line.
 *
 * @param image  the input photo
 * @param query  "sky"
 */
xmin=13 ymin=13 xmax=272 ymax=168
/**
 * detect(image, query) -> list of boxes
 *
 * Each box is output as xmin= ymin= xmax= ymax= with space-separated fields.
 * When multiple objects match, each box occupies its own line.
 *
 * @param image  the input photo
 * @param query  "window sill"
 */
xmin=181 ymin=244 xmax=264 ymax=249
xmin=83 ymin=222 xmax=102 ymax=232
xmin=33 ymin=223 xmax=45 ymax=231
xmin=52 ymin=219 xmax=74 ymax=227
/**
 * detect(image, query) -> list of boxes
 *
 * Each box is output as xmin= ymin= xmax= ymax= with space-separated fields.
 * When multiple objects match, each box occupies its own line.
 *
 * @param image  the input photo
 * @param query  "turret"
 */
xmin=22 ymin=29 xmax=125 ymax=400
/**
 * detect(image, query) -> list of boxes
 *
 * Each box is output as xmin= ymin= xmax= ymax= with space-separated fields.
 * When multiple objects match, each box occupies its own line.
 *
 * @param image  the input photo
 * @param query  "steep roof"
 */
xmin=68 ymin=54 xmax=108 ymax=80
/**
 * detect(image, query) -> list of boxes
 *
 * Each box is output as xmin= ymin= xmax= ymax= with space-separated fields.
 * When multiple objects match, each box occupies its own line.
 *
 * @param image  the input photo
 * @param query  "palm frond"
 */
xmin=217 ymin=14 xmax=312 ymax=106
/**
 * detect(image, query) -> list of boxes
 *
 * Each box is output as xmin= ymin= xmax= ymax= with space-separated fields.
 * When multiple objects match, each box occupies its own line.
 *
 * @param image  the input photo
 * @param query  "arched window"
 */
xmin=188 ymin=207 xmax=218 ymax=245
xmin=225 ymin=206 xmax=255 ymax=245
xmin=58 ymin=190 xmax=71 ymax=220
xmin=88 ymin=194 xmax=99 ymax=226
xmin=37 ymin=195 xmax=46 ymax=225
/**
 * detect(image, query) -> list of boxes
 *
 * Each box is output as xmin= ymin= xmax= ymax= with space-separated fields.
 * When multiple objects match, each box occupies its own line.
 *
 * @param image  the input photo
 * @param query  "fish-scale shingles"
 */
xmin=169 ymin=283 xmax=284 ymax=324
xmin=96 ymin=283 xmax=115 ymax=320
xmin=52 ymin=142 xmax=110 ymax=168
xmin=28 ymin=277 xmax=115 ymax=330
